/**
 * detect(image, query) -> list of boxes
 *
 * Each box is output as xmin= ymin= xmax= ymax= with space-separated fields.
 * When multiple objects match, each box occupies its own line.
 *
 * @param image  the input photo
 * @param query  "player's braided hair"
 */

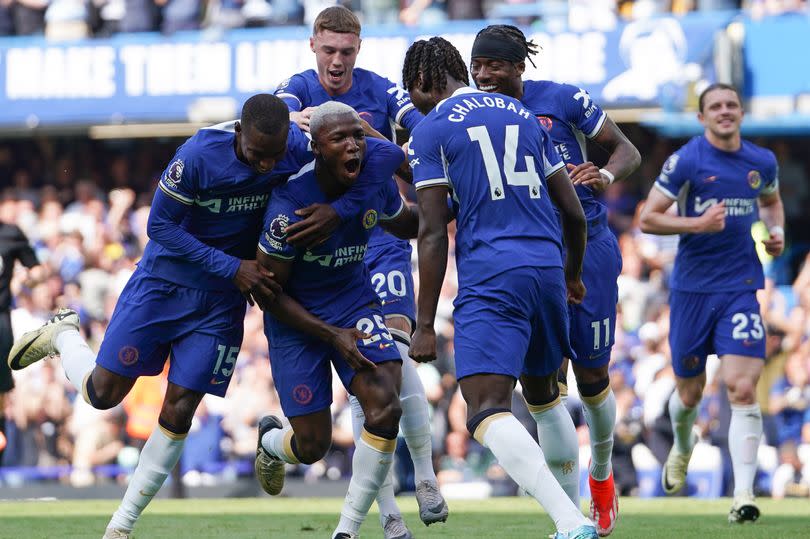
xmin=475 ymin=25 xmax=539 ymax=67
xmin=402 ymin=37 xmax=469 ymax=94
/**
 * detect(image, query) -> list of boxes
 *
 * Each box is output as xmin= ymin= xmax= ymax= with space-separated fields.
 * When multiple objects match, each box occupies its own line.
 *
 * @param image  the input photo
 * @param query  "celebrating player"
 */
xmin=640 ymin=83 xmax=784 ymax=523
xmin=273 ymin=6 xmax=446 ymax=535
xmin=403 ymin=37 xmax=597 ymax=539
xmin=252 ymin=102 xmax=419 ymax=539
xmin=7 ymin=94 xmax=383 ymax=539
xmin=470 ymin=24 xmax=641 ymax=535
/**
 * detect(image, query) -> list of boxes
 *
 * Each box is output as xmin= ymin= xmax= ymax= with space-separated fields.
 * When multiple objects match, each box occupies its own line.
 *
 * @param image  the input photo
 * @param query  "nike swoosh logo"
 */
xmin=210 ymin=378 xmax=226 ymax=385
xmin=662 ymin=469 xmax=675 ymax=491
xmin=139 ymin=489 xmax=158 ymax=497
xmin=9 ymin=337 xmax=38 ymax=370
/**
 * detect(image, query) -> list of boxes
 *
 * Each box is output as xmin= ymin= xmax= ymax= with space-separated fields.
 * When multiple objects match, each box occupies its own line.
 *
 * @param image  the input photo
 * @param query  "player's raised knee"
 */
xmin=294 ymin=432 xmax=333 ymax=464
xmin=726 ymin=378 xmax=757 ymax=404
xmin=84 ymin=374 xmax=126 ymax=410
xmin=363 ymin=398 xmax=402 ymax=432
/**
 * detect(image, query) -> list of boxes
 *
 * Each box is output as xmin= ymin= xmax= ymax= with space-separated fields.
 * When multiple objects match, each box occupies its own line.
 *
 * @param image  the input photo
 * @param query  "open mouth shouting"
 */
xmin=344 ymin=157 xmax=361 ymax=177
xmin=328 ymin=69 xmax=345 ymax=85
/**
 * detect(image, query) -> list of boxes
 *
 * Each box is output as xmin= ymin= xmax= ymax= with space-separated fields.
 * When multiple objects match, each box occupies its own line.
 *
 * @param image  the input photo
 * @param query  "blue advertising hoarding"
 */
xmin=0 ymin=14 xmax=734 ymax=128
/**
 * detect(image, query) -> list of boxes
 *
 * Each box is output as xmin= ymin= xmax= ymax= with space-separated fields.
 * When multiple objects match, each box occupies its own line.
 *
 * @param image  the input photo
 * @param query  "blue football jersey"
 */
xmin=139 ymin=121 xmax=311 ymax=291
xmin=520 ymin=81 xmax=608 ymax=232
xmin=274 ymin=67 xmax=421 ymax=253
xmin=259 ymin=138 xmax=405 ymax=346
xmin=409 ymin=88 xmax=565 ymax=291
xmin=655 ymin=135 xmax=779 ymax=293
xmin=275 ymin=68 xmax=423 ymax=139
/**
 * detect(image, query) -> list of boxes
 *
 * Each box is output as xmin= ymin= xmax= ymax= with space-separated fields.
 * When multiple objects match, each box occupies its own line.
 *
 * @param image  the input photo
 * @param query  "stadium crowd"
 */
xmin=1 ymin=0 xmax=807 ymax=39
xmin=1 ymin=130 xmax=808 ymax=499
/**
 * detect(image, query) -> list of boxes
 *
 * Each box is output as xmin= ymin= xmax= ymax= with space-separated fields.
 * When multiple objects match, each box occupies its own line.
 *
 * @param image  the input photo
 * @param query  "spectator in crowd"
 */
xmin=44 ymin=0 xmax=90 ymax=39
xmin=12 ymin=0 xmax=47 ymax=35
xmin=771 ymin=440 xmax=810 ymax=499
xmin=0 ymin=0 xmax=15 ymax=37
xmin=159 ymin=0 xmax=202 ymax=33
xmin=769 ymin=347 xmax=810 ymax=447
xmin=118 ymin=0 xmax=159 ymax=32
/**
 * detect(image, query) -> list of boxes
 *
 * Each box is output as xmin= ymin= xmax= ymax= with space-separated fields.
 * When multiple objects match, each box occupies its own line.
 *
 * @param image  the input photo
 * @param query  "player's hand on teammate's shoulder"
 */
xmin=567 ymin=162 xmax=609 ymax=192
xmin=762 ymin=227 xmax=785 ymax=257
xmin=696 ymin=201 xmax=726 ymax=234
xmin=290 ymin=108 xmax=317 ymax=132
xmin=566 ymin=278 xmax=586 ymax=305
xmin=359 ymin=118 xmax=386 ymax=140
xmin=286 ymin=203 xmax=340 ymax=248
xmin=409 ymin=326 xmax=437 ymax=363
xmin=233 ymin=260 xmax=281 ymax=309
xmin=330 ymin=328 xmax=377 ymax=371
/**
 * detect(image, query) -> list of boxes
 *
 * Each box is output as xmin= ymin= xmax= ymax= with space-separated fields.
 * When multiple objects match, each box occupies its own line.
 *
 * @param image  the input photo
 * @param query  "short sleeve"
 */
xmin=364 ymin=138 xmax=405 ymax=179
xmin=383 ymin=78 xmax=421 ymax=131
xmin=380 ymin=179 xmax=405 ymax=221
xmin=157 ymin=144 xmax=198 ymax=205
xmin=538 ymin=125 xmax=565 ymax=178
xmin=760 ymin=150 xmax=780 ymax=196
xmin=654 ymin=151 xmax=689 ymax=200
xmin=274 ymin=75 xmax=306 ymax=112
xmin=258 ymin=195 xmax=300 ymax=260
xmin=559 ymin=84 xmax=606 ymax=139
xmin=409 ymin=125 xmax=448 ymax=191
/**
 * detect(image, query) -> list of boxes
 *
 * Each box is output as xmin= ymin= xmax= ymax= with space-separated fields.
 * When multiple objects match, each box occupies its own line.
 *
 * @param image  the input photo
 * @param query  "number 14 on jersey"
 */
xmin=467 ymin=124 xmax=543 ymax=201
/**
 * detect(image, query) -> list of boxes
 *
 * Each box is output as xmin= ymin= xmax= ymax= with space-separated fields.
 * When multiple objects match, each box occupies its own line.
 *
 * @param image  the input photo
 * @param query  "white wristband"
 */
xmin=769 ymin=226 xmax=785 ymax=238
xmin=599 ymin=168 xmax=615 ymax=185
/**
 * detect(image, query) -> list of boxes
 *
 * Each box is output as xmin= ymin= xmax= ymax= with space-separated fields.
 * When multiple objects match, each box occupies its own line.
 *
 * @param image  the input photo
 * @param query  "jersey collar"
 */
xmin=437 ymin=86 xmax=483 ymax=112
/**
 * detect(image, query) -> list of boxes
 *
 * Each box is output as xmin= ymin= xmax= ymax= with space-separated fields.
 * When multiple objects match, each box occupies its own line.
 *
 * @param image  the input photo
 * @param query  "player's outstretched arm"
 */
xmin=410 ymin=185 xmax=449 ymax=363
xmin=256 ymin=249 xmax=377 ymax=371
xmin=758 ymin=191 xmax=785 ymax=257
xmin=546 ymin=167 xmax=587 ymax=304
xmin=639 ymin=187 xmax=725 ymax=235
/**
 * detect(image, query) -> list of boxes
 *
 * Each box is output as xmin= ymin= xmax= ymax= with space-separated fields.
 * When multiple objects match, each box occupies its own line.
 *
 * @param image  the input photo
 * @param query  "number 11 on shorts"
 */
xmin=591 ymin=318 xmax=610 ymax=351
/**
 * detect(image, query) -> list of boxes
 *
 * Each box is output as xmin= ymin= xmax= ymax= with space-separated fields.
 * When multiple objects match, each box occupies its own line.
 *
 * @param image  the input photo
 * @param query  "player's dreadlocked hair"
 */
xmin=474 ymin=25 xmax=539 ymax=67
xmin=402 ymin=37 xmax=469 ymax=94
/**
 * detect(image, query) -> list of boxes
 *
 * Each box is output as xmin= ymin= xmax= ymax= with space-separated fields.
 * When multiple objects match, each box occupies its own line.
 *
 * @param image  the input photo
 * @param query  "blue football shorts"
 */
xmin=453 ymin=266 xmax=574 ymax=381
xmin=97 ymin=269 xmax=246 ymax=397
xmin=669 ymin=289 xmax=766 ymax=378
xmin=365 ymin=241 xmax=416 ymax=324
xmin=268 ymin=302 xmax=401 ymax=417
xmin=568 ymin=228 xmax=622 ymax=367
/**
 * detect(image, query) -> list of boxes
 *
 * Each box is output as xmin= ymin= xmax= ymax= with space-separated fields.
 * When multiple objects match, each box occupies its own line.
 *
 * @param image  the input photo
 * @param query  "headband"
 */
xmin=471 ymin=33 xmax=526 ymax=63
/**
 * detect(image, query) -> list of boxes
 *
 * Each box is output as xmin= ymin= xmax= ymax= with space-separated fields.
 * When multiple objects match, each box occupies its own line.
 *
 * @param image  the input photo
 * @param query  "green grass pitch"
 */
xmin=0 ymin=497 xmax=807 ymax=538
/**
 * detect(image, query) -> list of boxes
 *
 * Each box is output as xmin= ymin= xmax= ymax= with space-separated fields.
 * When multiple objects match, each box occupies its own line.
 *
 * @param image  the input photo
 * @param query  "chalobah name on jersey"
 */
xmin=447 ymin=95 xmax=531 ymax=123
xmin=303 ymin=244 xmax=368 ymax=267
xmin=195 ymin=193 xmax=270 ymax=213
